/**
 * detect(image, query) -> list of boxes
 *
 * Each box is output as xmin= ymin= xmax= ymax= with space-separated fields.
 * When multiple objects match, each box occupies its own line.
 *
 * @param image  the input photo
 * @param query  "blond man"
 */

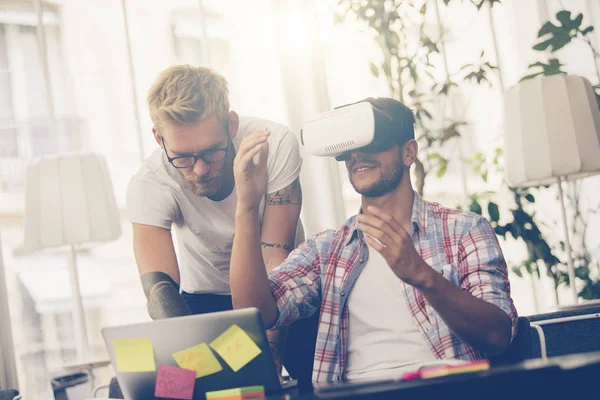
xmin=126 ymin=65 xmax=306 ymax=376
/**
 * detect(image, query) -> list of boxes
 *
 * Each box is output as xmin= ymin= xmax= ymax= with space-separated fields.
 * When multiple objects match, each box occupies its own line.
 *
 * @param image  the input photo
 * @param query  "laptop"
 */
xmin=101 ymin=308 xmax=296 ymax=400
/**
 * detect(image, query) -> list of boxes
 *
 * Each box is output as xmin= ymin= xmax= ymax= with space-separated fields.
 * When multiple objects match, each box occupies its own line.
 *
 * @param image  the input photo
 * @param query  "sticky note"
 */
xmin=209 ymin=325 xmax=261 ymax=372
xmin=172 ymin=343 xmax=223 ymax=378
xmin=154 ymin=365 xmax=195 ymax=400
xmin=206 ymin=385 xmax=264 ymax=398
xmin=113 ymin=337 xmax=156 ymax=372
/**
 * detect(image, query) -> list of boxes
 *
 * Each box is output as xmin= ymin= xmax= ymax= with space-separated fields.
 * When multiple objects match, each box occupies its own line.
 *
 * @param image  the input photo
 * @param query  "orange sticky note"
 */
xmin=113 ymin=338 xmax=156 ymax=372
xmin=172 ymin=343 xmax=223 ymax=378
xmin=155 ymin=365 xmax=195 ymax=400
xmin=209 ymin=325 xmax=261 ymax=372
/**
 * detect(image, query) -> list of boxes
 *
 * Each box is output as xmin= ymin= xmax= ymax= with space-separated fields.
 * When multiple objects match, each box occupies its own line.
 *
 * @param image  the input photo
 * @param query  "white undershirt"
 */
xmin=345 ymin=243 xmax=437 ymax=381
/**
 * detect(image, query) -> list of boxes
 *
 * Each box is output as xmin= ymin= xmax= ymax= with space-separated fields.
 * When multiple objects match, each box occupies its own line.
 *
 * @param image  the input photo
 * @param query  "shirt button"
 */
xmin=340 ymin=291 xmax=346 ymax=297
xmin=359 ymin=258 xmax=364 ymax=263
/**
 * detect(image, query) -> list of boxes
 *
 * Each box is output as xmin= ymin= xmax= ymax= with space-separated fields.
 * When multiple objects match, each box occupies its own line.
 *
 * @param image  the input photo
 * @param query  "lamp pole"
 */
xmin=68 ymin=245 xmax=89 ymax=361
xmin=557 ymin=176 xmax=579 ymax=304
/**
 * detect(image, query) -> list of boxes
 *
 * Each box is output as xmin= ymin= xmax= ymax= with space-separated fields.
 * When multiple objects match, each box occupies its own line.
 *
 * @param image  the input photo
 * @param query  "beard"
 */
xmin=183 ymin=164 xmax=226 ymax=197
xmin=349 ymin=157 xmax=405 ymax=198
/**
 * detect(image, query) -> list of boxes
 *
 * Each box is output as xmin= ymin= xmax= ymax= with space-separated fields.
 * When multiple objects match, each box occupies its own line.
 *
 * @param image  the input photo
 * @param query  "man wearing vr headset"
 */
xmin=125 ymin=65 xmax=312 ymax=379
xmin=230 ymin=97 xmax=517 ymax=383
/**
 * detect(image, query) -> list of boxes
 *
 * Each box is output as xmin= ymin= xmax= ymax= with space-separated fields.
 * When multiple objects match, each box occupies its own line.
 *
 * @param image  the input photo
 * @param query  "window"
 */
xmin=170 ymin=7 xmax=231 ymax=77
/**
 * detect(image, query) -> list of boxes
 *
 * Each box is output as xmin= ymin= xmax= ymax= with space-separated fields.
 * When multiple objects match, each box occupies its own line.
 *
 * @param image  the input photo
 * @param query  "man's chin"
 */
xmin=351 ymin=182 xmax=396 ymax=198
xmin=187 ymin=181 xmax=219 ymax=197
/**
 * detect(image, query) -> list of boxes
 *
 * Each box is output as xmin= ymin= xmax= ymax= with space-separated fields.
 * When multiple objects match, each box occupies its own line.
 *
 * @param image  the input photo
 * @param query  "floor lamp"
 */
xmin=503 ymin=75 xmax=600 ymax=304
xmin=23 ymin=152 xmax=121 ymax=361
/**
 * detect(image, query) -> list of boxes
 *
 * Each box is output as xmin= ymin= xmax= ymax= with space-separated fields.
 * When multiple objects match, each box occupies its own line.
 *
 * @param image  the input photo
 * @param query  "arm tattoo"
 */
xmin=267 ymin=178 xmax=302 ymax=206
xmin=261 ymin=241 xmax=293 ymax=252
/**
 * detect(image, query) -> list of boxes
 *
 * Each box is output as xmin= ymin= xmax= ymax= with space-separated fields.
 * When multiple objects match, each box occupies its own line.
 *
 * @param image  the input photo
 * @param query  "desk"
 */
xmin=264 ymin=352 xmax=600 ymax=400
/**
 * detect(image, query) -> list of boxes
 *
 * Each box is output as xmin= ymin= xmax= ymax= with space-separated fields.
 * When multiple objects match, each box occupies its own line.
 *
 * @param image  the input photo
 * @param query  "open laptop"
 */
xmin=101 ymin=308 xmax=296 ymax=400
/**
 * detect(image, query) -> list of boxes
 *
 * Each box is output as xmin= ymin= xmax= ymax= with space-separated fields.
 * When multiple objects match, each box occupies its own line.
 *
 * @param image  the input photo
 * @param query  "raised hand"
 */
xmin=233 ymin=129 xmax=270 ymax=213
xmin=356 ymin=206 xmax=434 ymax=288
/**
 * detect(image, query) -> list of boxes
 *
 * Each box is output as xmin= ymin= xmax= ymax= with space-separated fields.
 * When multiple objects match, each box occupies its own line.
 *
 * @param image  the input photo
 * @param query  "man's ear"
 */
xmin=228 ymin=111 xmax=240 ymax=140
xmin=152 ymin=127 xmax=162 ymax=147
xmin=403 ymin=139 xmax=418 ymax=167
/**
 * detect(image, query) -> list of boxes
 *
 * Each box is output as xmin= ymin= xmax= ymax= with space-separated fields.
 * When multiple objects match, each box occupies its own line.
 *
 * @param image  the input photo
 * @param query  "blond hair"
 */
xmin=147 ymin=65 xmax=230 ymax=131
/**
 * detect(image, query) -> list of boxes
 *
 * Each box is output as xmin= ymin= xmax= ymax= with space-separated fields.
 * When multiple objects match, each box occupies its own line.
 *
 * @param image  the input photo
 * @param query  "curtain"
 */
xmin=270 ymin=0 xmax=347 ymax=236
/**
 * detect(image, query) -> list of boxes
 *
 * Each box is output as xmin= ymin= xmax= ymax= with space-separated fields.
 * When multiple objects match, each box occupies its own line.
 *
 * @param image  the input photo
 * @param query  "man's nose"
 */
xmin=192 ymin=158 xmax=210 ymax=176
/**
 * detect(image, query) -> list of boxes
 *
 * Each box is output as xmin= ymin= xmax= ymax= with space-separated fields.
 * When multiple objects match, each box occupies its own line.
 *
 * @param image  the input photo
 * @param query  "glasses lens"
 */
xmin=203 ymin=149 xmax=227 ymax=163
xmin=172 ymin=157 xmax=196 ymax=168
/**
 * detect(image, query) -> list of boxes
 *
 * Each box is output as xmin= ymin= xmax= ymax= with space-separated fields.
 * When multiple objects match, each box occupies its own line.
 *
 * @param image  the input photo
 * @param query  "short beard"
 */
xmin=350 ymin=159 xmax=405 ymax=198
xmin=185 ymin=179 xmax=219 ymax=197
xmin=183 ymin=164 xmax=225 ymax=197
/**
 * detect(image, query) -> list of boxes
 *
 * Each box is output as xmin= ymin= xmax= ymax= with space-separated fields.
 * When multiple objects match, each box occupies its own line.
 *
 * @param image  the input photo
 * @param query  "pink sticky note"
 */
xmin=154 ymin=365 xmax=195 ymax=400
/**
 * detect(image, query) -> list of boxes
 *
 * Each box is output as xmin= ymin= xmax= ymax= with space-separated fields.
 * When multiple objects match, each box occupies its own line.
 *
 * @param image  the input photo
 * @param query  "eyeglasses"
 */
xmin=162 ymin=137 xmax=230 ymax=168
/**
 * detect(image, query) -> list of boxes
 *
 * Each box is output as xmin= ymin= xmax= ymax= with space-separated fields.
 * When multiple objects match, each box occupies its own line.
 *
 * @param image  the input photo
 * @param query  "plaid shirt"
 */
xmin=268 ymin=193 xmax=517 ymax=383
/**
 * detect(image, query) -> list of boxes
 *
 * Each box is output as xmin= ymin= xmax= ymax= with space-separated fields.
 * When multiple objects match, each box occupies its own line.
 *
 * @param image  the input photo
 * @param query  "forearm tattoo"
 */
xmin=267 ymin=178 xmax=302 ymax=206
xmin=261 ymin=242 xmax=293 ymax=252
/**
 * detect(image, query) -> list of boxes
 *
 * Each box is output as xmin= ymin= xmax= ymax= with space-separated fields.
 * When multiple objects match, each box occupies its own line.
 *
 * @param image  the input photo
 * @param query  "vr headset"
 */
xmin=300 ymin=101 xmax=409 ymax=161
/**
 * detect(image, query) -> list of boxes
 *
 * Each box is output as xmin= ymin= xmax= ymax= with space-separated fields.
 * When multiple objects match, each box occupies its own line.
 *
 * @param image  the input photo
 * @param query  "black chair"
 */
xmin=283 ymin=309 xmax=320 ymax=386
xmin=0 ymin=390 xmax=19 ymax=400
xmin=489 ymin=316 xmax=534 ymax=366
xmin=527 ymin=303 xmax=600 ymax=359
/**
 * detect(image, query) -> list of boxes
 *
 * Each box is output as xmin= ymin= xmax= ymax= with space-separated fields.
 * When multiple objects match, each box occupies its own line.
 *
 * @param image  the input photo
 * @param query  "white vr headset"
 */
xmin=300 ymin=101 xmax=412 ymax=161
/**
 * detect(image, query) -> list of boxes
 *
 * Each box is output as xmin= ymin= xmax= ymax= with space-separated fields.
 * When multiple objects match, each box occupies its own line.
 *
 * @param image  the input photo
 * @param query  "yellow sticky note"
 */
xmin=209 ymin=325 xmax=261 ymax=372
xmin=113 ymin=338 xmax=156 ymax=372
xmin=172 ymin=343 xmax=223 ymax=378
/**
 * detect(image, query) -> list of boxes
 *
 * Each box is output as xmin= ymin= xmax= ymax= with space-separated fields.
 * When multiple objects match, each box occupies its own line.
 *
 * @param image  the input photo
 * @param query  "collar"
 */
xmin=343 ymin=191 xmax=428 ymax=246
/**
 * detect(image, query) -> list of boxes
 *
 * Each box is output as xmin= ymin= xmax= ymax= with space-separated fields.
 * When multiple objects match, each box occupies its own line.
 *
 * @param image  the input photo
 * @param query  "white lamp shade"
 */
xmin=23 ymin=152 xmax=121 ymax=252
xmin=504 ymin=75 xmax=600 ymax=187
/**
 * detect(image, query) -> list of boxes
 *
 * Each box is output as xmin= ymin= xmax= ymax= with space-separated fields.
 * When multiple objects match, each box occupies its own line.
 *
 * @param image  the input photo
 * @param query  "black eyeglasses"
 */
xmin=162 ymin=137 xmax=230 ymax=168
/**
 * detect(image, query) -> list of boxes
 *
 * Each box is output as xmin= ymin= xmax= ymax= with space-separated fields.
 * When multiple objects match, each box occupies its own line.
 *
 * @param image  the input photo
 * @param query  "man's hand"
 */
xmin=356 ymin=205 xmax=434 ymax=288
xmin=358 ymin=206 xmax=513 ymax=354
xmin=233 ymin=129 xmax=270 ymax=213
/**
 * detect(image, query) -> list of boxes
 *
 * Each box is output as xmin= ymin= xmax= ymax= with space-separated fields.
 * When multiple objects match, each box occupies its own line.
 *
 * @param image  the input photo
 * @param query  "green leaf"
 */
xmin=575 ymin=265 xmax=590 ymax=279
xmin=494 ymin=225 xmax=507 ymax=237
xmin=520 ymin=59 xmax=566 ymax=82
xmin=428 ymin=152 xmax=442 ymax=161
xmin=532 ymin=41 xmax=552 ymax=51
xmin=482 ymin=171 xmax=488 ymax=182
xmin=581 ymin=26 xmax=594 ymax=36
xmin=525 ymin=194 xmax=535 ymax=203
xmin=535 ymin=19 xmax=573 ymax=52
xmin=437 ymin=162 xmax=448 ymax=178
xmin=470 ymin=198 xmax=483 ymax=215
xmin=440 ymin=122 xmax=463 ymax=144
xmin=556 ymin=11 xmax=583 ymax=31
xmin=419 ymin=3 xmax=428 ymax=14
xmin=512 ymin=266 xmax=523 ymax=278
xmin=370 ymin=62 xmax=380 ymax=78
xmin=488 ymin=202 xmax=500 ymax=222
xmin=519 ymin=72 xmax=543 ymax=82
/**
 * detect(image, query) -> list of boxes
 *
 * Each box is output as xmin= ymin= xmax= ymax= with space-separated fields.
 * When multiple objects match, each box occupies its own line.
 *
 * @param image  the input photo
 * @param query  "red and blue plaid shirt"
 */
xmin=268 ymin=193 xmax=517 ymax=383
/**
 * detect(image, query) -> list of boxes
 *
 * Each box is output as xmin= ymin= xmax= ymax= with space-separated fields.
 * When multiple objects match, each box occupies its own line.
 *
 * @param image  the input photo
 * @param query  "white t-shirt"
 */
xmin=126 ymin=117 xmax=302 ymax=294
xmin=345 ymin=244 xmax=437 ymax=381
